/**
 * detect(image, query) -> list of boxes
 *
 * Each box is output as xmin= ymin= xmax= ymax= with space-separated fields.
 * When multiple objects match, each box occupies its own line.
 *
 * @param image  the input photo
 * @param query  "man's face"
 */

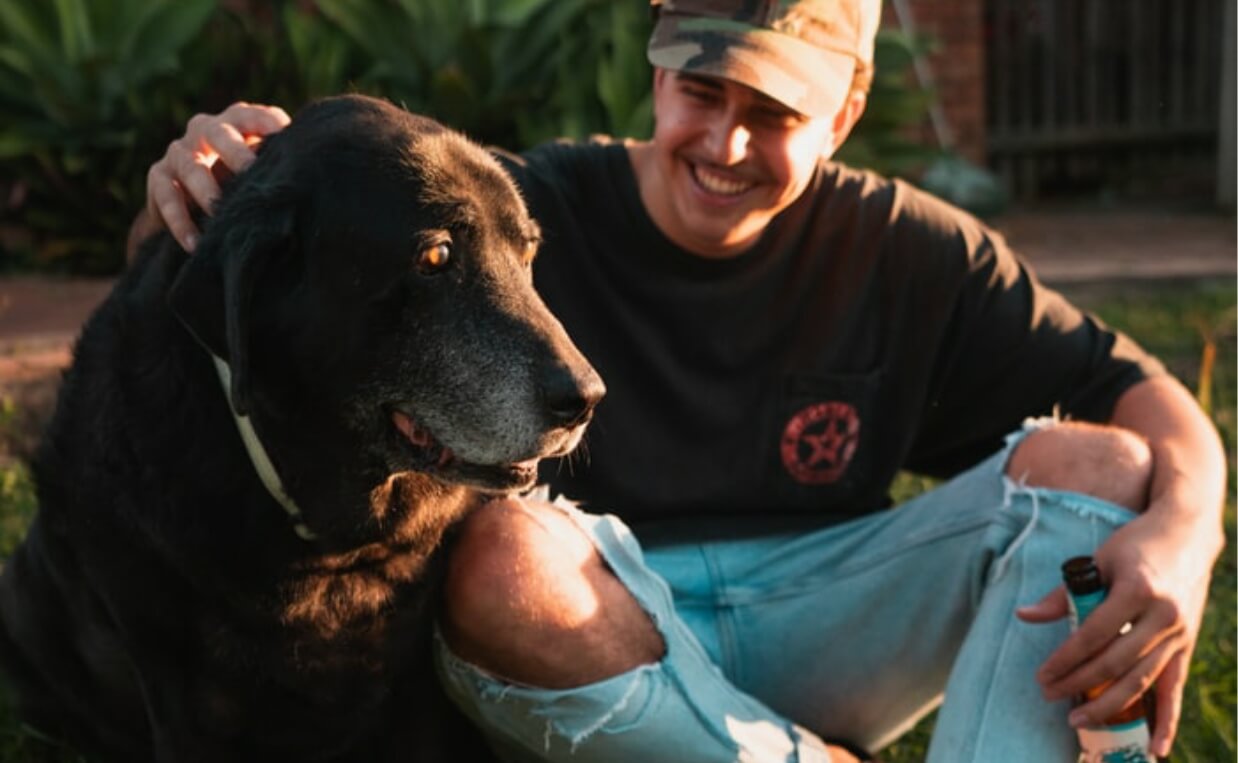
xmin=639 ymin=68 xmax=840 ymax=258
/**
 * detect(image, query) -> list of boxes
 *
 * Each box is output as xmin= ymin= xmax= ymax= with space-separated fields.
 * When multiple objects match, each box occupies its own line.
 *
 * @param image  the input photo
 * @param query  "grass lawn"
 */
xmin=0 ymin=277 xmax=1233 ymax=762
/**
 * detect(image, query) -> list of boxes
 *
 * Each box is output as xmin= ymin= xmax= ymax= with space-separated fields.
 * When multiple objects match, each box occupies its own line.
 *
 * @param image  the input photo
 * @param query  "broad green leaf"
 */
xmin=29 ymin=65 xmax=86 ymax=126
xmin=392 ymin=0 xmax=465 ymax=68
xmin=318 ymin=0 xmax=423 ymax=76
xmin=0 ymin=45 xmax=34 ymax=79
xmin=0 ymin=3 xmax=56 ymax=52
xmin=0 ymin=6 xmax=78 ymax=96
xmin=283 ymin=5 xmax=356 ymax=100
xmin=490 ymin=0 xmax=552 ymax=27
xmin=596 ymin=2 xmax=651 ymax=137
xmin=52 ymin=0 xmax=93 ymax=63
xmin=393 ymin=0 xmax=430 ymax=28
xmin=118 ymin=0 xmax=215 ymax=83
xmin=493 ymin=0 xmax=588 ymax=91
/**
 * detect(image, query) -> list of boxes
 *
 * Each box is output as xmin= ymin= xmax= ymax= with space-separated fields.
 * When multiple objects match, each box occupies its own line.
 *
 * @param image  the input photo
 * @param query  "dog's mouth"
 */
xmin=391 ymin=409 xmax=455 ymax=470
xmin=390 ymin=409 xmax=540 ymax=492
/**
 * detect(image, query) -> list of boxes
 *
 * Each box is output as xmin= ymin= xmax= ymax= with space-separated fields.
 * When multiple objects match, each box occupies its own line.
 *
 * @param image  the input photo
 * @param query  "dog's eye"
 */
xmin=417 ymin=243 xmax=452 ymax=274
xmin=521 ymin=240 xmax=538 ymax=266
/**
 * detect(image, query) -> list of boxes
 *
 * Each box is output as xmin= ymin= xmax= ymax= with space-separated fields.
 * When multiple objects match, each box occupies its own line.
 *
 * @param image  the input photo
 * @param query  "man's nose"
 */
xmin=703 ymin=118 xmax=750 ymax=165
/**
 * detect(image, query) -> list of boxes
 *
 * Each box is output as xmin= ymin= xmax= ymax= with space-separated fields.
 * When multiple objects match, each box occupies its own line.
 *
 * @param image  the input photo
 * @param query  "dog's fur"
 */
xmin=0 ymin=95 xmax=603 ymax=762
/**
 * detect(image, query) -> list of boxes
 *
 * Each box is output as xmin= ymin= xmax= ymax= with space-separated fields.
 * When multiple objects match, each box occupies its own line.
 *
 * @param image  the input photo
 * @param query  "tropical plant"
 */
xmin=835 ymin=28 xmax=939 ymax=177
xmin=313 ymin=0 xmax=653 ymax=147
xmin=0 ymin=0 xmax=218 ymax=273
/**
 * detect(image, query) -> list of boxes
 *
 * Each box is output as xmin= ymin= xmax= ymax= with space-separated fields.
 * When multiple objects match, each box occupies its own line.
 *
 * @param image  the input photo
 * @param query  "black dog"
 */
xmin=0 ymin=94 xmax=604 ymax=762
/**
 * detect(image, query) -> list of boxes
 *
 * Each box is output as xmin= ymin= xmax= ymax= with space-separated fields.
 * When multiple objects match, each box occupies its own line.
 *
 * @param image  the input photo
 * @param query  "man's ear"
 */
xmin=167 ymin=204 xmax=294 ymax=417
xmin=829 ymin=90 xmax=869 ymax=152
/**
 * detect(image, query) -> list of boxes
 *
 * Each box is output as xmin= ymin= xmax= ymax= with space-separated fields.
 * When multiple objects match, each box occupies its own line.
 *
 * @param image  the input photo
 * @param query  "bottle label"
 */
xmin=1067 ymin=589 xmax=1106 ymax=632
xmin=1076 ymin=720 xmax=1153 ymax=762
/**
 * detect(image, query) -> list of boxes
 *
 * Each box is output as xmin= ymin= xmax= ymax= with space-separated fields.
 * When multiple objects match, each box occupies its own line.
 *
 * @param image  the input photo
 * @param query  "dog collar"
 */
xmin=211 ymin=355 xmax=317 ymax=541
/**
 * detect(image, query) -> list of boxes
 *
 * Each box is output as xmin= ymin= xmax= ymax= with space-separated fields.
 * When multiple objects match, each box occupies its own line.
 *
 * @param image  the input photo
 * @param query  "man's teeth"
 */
xmin=693 ymin=165 xmax=753 ymax=195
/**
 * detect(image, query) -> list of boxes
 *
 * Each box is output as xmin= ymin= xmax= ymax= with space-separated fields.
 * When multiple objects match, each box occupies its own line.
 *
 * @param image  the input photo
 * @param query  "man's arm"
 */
xmin=1019 ymin=374 xmax=1226 ymax=757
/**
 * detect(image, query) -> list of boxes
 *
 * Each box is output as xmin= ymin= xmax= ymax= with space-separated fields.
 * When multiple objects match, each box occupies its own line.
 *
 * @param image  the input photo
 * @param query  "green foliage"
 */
xmin=313 ymin=0 xmax=653 ymax=147
xmin=280 ymin=4 xmax=362 ymax=102
xmin=0 ymin=0 xmax=217 ymax=274
xmin=0 ymin=461 xmax=36 ymax=562
xmin=836 ymin=28 xmax=939 ymax=177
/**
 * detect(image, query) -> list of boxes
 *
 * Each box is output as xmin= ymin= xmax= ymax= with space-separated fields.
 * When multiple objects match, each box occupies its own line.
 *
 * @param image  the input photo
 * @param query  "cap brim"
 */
xmin=647 ymin=17 xmax=855 ymax=118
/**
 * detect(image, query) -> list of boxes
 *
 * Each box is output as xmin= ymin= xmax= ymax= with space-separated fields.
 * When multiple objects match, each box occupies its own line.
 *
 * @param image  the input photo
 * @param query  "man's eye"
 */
xmin=417 ymin=242 xmax=451 ymax=273
xmin=754 ymin=107 xmax=801 ymax=128
xmin=683 ymin=86 xmax=717 ymax=103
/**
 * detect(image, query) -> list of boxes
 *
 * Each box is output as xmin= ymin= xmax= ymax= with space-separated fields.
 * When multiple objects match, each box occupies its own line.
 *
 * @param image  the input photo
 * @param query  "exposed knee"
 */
xmin=1005 ymin=422 xmax=1153 ymax=512
xmin=441 ymin=498 xmax=664 ymax=689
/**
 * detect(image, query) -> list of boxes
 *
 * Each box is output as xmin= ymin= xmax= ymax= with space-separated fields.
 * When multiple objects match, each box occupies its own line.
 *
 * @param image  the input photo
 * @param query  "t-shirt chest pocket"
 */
xmin=766 ymin=368 xmax=884 ymax=509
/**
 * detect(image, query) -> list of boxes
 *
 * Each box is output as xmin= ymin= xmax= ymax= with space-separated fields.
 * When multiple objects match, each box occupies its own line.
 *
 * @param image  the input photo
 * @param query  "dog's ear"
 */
xmin=168 ymin=197 xmax=295 ymax=417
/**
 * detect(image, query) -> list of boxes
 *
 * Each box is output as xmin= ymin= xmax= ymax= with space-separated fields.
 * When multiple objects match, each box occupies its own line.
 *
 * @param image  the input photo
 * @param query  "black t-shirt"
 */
xmin=496 ymin=139 xmax=1164 ymax=527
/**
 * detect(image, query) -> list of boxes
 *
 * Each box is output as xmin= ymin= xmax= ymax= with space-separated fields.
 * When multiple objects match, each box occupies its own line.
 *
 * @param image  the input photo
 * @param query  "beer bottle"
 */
xmin=1061 ymin=556 xmax=1156 ymax=762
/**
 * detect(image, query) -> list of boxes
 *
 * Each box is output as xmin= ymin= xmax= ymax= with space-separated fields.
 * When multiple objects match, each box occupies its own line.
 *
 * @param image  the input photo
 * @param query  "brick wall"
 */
xmin=881 ymin=0 xmax=987 ymax=166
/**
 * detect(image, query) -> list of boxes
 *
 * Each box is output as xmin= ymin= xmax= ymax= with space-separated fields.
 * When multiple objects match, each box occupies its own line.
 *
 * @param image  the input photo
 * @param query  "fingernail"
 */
xmin=185 ymin=234 xmax=198 ymax=251
xmin=1068 ymin=710 xmax=1089 ymax=728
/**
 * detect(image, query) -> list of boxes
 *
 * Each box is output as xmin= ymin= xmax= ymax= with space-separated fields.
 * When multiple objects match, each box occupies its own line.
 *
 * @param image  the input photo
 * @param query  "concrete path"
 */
xmin=995 ymin=208 xmax=1236 ymax=283
xmin=1 ymin=208 xmax=1234 ymax=459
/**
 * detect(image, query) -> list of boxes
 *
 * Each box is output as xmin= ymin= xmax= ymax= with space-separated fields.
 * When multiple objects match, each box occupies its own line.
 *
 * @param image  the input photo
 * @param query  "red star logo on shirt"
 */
xmin=780 ymin=401 xmax=861 ymax=485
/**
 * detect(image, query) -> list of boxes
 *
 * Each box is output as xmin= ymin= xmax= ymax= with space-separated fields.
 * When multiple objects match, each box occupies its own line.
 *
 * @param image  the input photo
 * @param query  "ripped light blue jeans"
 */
xmin=435 ymin=420 xmax=1139 ymax=762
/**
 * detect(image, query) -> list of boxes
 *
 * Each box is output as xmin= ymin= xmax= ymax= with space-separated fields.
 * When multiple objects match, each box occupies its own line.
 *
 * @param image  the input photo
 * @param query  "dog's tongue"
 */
xmin=391 ymin=411 xmax=454 ymax=467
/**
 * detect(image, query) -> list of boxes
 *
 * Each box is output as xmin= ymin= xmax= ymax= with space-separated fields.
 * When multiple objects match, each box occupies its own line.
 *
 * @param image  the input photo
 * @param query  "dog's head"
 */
xmin=168 ymin=96 xmax=603 ymax=520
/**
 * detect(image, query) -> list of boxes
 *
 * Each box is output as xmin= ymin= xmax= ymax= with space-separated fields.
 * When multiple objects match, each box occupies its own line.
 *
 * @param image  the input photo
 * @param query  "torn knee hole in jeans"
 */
xmin=524 ymin=663 xmax=665 ymax=753
xmin=988 ymin=414 xmax=1064 ymax=582
xmin=992 ymin=476 xmax=1043 ymax=582
xmin=993 ymin=471 xmax=1135 ymax=584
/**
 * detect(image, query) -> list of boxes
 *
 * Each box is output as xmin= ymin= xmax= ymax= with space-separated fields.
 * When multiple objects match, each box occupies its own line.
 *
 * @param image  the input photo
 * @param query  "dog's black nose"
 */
xmin=543 ymin=365 xmax=606 ymax=428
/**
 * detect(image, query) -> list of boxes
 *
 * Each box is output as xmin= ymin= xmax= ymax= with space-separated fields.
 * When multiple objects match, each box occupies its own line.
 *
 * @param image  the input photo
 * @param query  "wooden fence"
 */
xmin=986 ymin=0 xmax=1225 ymax=200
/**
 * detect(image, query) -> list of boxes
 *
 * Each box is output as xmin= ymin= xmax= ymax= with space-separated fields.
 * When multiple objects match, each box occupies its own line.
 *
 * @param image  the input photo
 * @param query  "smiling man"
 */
xmin=633 ymin=1 xmax=872 ymax=257
xmin=134 ymin=1 xmax=1224 ymax=762
xmin=633 ymin=70 xmax=856 ymax=256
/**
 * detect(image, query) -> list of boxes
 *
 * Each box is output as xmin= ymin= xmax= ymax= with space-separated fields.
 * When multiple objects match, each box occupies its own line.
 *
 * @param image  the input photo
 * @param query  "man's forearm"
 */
xmin=1110 ymin=374 xmax=1226 ymax=545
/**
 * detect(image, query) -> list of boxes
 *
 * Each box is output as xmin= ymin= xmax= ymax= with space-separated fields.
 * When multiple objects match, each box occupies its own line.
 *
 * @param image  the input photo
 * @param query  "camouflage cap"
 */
xmin=647 ymin=0 xmax=882 ymax=117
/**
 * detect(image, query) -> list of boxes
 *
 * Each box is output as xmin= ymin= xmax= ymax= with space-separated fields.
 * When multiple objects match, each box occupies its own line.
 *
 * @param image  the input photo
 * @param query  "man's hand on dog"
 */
xmin=144 ymin=102 xmax=290 ymax=253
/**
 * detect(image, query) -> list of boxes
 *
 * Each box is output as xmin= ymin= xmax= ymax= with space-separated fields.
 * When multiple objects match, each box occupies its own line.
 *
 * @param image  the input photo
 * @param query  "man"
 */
xmin=133 ymin=2 xmax=1224 ymax=761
